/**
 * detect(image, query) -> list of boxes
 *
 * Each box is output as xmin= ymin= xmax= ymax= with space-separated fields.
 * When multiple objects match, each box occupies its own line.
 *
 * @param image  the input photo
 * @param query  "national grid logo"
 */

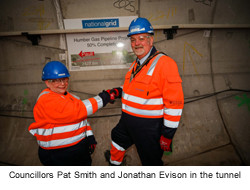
xmin=82 ymin=19 xmax=119 ymax=29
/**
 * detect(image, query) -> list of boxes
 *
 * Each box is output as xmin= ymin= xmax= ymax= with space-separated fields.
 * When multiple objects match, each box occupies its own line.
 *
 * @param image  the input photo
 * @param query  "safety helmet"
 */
xmin=127 ymin=17 xmax=154 ymax=37
xmin=42 ymin=61 xmax=70 ymax=81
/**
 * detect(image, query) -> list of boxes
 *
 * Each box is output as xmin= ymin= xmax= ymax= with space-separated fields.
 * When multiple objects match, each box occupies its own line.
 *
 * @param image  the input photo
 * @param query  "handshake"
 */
xmin=98 ymin=87 xmax=122 ymax=107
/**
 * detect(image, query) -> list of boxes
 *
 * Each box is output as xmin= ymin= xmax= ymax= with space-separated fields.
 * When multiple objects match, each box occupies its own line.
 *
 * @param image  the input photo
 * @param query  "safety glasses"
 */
xmin=130 ymin=35 xmax=152 ymax=44
xmin=48 ymin=78 xmax=69 ymax=84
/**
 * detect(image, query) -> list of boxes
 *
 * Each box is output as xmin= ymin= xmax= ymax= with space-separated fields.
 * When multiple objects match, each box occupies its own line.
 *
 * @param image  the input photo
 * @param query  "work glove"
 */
xmin=110 ymin=87 xmax=122 ymax=98
xmin=87 ymin=135 xmax=97 ymax=155
xmin=89 ymin=144 xmax=96 ymax=155
xmin=98 ymin=90 xmax=111 ymax=107
xmin=160 ymin=135 xmax=172 ymax=152
xmin=106 ymin=87 xmax=122 ymax=104
xmin=106 ymin=89 xmax=116 ymax=104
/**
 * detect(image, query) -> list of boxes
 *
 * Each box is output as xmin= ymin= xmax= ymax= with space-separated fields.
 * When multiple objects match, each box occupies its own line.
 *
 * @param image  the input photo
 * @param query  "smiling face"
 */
xmin=45 ymin=77 xmax=69 ymax=95
xmin=130 ymin=33 xmax=154 ymax=59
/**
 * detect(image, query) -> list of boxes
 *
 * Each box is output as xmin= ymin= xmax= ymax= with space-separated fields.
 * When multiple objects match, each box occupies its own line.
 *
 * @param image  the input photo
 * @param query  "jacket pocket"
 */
xmin=133 ymin=75 xmax=152 ymax=97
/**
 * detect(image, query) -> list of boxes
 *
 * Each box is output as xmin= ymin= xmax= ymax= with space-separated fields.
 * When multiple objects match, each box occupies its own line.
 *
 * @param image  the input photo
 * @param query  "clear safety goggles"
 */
xmin=48 ymin=77 xmax=69 ymax=84
xmin=130 ymin=35 xmax=152 ymax=44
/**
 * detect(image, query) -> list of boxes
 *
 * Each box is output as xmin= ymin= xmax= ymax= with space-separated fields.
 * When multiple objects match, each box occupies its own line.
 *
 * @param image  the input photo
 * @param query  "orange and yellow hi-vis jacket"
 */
xmin=28 ymin=88 xmax=103 ymax=149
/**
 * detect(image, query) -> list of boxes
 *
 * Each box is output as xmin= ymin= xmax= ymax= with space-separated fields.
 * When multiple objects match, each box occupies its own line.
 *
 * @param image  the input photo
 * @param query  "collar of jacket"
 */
xmin=148 ymin=46 xmax=157 ymax=58
xmin=130 ymin=46 xmax=159 ymax=82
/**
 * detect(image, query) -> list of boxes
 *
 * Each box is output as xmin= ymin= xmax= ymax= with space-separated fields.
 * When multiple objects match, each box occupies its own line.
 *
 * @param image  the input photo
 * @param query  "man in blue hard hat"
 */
xmin=105 ymin=17 xmax=184 ymax=165
xmin=29 ymin=61 xmax=114 ymax=165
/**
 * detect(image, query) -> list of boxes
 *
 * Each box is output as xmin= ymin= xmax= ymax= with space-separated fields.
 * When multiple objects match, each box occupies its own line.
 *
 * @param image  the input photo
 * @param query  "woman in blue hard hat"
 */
xmin=29 ymin=61 xmax=113 ymax=166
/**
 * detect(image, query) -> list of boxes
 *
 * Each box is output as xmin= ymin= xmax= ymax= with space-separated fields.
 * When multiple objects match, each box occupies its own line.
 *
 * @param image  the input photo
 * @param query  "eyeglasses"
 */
xmin=130 ymin=35 xmax=152 ymax=44
xmin=48 ymin=78 xmax=69 ymax=84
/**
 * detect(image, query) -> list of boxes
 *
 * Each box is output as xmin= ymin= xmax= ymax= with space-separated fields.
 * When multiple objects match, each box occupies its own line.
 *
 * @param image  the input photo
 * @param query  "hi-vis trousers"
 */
xmin=110 ymin=112 xmax=164 ymax=166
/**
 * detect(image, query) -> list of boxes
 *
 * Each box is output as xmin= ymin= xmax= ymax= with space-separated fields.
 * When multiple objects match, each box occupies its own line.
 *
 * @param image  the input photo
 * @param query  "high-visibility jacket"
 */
xmin=28 ymin=88 xmax=103 ymax=150
xmin=121 ymin=50 xmax=184 ymax=137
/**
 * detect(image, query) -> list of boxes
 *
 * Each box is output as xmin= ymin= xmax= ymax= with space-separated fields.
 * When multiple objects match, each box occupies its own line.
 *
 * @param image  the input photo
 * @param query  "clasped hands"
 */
xmin=106 ymin=87 xmax=122 ymax=104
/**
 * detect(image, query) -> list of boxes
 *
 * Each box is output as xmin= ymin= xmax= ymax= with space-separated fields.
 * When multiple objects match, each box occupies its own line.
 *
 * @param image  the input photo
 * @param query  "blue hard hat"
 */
xmin=127 ymin=17 xmax=154 ymax=37
xmin=42 ymin=61 xmax=70 ymax=81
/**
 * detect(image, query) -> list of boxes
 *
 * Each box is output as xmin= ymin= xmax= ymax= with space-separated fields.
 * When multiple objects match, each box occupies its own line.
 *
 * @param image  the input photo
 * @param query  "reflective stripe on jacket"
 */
xmin=28 ymin=88 xmax=103 ymax=149
xmin=122 ymin=52 xmax=184 ymax=129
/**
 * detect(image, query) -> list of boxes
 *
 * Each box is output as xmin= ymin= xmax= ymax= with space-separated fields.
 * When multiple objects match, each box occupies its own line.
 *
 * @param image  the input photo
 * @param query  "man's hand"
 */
xmin=106 ymin=87 xmax=123 ymax=104
xmin=110 ymin=87 xmax=122 ymax=99
xmin=160 ymin=135 xmax=172 ymax=152
xmin=106 ymin=89 xmax=116 ymax=104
